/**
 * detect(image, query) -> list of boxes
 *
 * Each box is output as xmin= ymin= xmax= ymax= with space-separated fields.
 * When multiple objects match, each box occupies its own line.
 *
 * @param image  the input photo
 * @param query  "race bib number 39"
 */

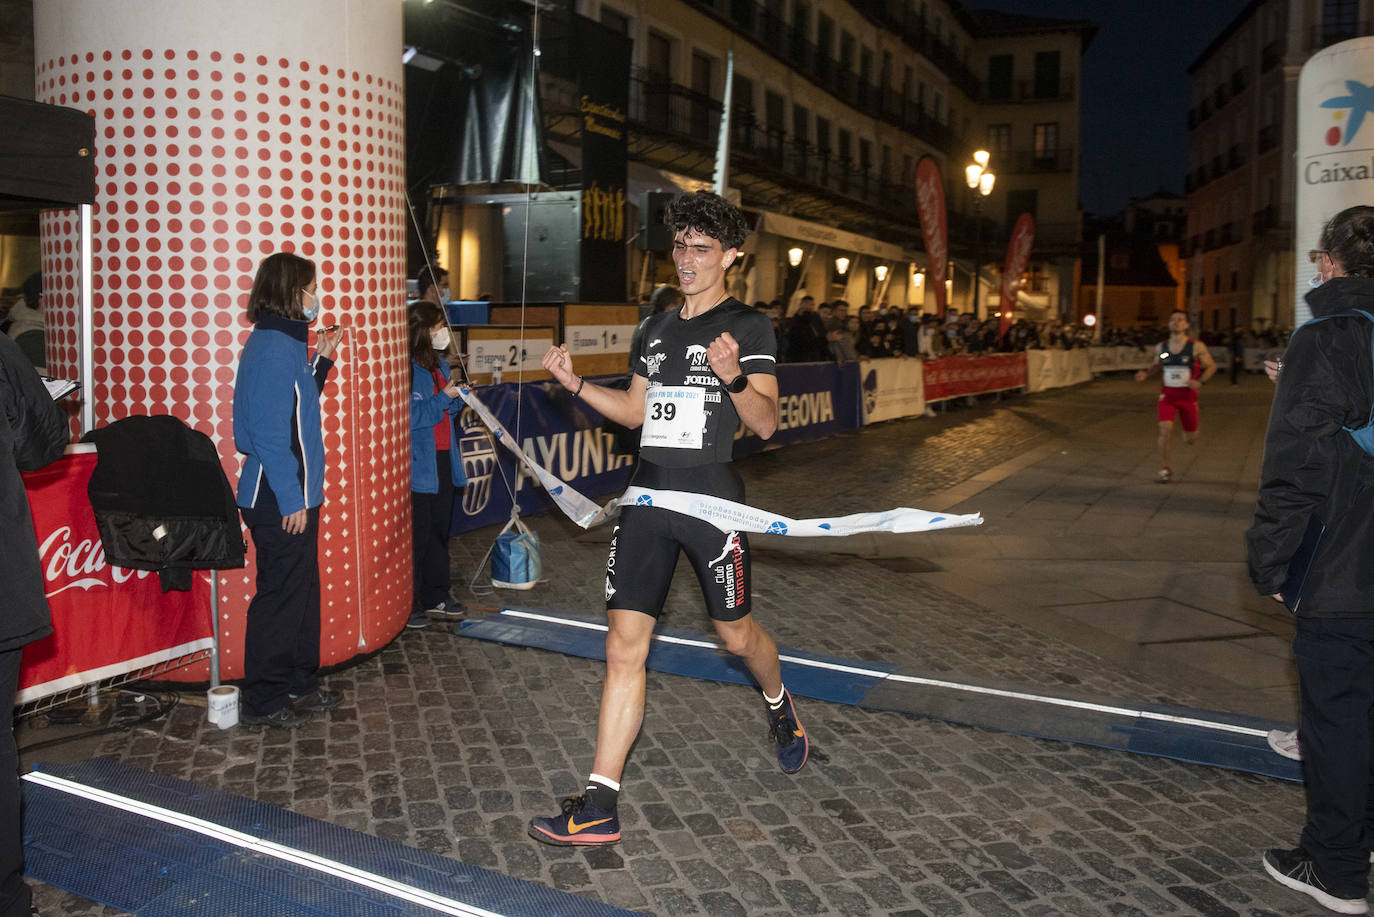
xmin=642 ymin=386 xmax=705 ymax=449
xmin=1162 ymin=365 xmax=1191 ymax=387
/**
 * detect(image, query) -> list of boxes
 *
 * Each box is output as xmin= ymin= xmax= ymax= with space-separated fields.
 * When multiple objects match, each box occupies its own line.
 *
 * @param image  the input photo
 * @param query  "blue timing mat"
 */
xmin=23 ymin=758 xmax=645 ymax=917
xmin=458 ymin=608 xmax=1303 ymax=784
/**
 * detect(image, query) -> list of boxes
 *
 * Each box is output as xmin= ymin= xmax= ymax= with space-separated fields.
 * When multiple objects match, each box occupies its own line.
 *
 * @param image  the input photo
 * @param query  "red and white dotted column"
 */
xmin=34 ymin=0 xmax=413 ymax=678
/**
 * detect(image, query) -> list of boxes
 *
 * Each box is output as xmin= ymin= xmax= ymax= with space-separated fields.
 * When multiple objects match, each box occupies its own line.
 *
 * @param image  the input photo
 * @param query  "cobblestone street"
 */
xmin=26 ymin=374 xmax=1319 ymax=916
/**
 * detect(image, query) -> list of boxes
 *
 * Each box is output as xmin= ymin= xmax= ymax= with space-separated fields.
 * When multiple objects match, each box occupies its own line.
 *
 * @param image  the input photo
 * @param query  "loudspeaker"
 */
xmin=640 ymin=191 xmax=675 ymax=252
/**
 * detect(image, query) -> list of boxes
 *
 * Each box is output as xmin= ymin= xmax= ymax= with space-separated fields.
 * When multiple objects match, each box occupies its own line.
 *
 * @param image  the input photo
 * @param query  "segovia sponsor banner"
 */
xmin=19 ymin=452 xmax=212 ymax=703
xmin=923 ymin=354 xmax=1027 ymax=402
xmin=1296 ymin=38 xmax=1374 ymax=324
xmin=735 ymin=362 xmax=862 ymax=455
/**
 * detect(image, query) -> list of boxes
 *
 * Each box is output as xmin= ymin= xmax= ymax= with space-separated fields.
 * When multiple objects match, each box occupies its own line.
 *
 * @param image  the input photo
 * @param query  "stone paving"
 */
xmin=26 ymin=373 xmax=1325 ymax=916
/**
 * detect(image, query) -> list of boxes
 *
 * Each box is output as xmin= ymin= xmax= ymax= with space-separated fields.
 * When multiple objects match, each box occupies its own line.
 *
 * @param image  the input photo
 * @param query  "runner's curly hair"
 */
xmin=1320 ymin=205 xmax=1374 ymax=278
xmin=663 ymin=190 xmax=748 ymax=252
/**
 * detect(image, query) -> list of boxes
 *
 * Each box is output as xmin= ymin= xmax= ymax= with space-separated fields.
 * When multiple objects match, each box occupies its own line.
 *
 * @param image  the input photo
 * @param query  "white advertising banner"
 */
xmin=858 ymin=358 xmax=925 ymax=424
xmin=1026 ymin=350 xmax=1093 ymax=393
xmin=1087 ymin=346 xmax=1154 ymax=373
xmin=565 ymin=324 xmax=639 ymax=355
xmin=1296 ymin=38 xmax=1374 ymax=325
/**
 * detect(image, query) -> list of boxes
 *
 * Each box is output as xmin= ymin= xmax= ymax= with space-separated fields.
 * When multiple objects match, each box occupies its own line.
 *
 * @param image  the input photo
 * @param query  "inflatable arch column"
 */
xmin=34 ymin=0 xmax=413 ymax=678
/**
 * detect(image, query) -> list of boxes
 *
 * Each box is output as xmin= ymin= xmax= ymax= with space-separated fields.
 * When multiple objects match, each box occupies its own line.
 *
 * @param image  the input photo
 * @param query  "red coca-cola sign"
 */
xmin=915 ymin=156 xmax=949 ymax=316
xmin=19 ymin=453 xmax=211 ymax=704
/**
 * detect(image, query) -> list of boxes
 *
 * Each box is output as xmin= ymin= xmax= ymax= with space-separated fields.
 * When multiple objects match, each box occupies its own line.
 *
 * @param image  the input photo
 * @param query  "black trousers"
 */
xmin=1294 ymin=616 xmax=1374 ymax=897
xmin=411 ymin=451 xmax=456 ymax=612
xmin=1 ymin=647 xmax=32 ymax=917
xmin=241 ymin=498 xmax=321 ymax=717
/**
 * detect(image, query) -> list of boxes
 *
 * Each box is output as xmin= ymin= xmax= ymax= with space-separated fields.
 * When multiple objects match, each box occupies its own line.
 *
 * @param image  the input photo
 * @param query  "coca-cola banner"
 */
xmin=999 ymin=213 xmax=1035 ymax=342
xmin=915 ymin=156 xmax=949 ymax=316
xmin=921 ymin=353 xmax=1027 ymax=404
xmin=19 ymin=451 xmax=212 ymax=704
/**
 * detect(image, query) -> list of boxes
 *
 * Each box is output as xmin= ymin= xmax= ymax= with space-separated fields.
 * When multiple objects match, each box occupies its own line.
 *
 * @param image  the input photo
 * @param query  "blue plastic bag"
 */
xmin=491 ymin=515 xmax=541 ymax=590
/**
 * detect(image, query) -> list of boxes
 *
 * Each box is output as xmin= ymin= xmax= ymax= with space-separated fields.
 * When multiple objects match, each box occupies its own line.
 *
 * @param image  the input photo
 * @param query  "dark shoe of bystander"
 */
xmin=1262 ymin=847 xmax=1368 ymax=914
xmin=528 ymin=795 xmax=621 ymax=846
xmin=405 ymin=609 xmax=429 ymax=629
xmin=291 ymin=686 xmax=343 ymax=713
xmin=240 ymin=705 xmax=310 ymax=729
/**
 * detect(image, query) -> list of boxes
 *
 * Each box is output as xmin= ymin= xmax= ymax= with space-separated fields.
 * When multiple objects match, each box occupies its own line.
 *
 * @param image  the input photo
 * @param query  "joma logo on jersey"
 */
xmin=685 ymin=344 xmax=709 ymax=366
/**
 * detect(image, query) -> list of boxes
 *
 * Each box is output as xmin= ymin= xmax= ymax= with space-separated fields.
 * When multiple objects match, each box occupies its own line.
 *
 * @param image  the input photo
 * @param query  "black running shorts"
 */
xmin=604 ymin=461 xmax=751 ymax=622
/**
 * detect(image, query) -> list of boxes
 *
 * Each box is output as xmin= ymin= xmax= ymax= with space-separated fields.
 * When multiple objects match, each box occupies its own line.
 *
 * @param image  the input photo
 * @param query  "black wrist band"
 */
xmin=574 ymin=376 xmax=585 ymax=397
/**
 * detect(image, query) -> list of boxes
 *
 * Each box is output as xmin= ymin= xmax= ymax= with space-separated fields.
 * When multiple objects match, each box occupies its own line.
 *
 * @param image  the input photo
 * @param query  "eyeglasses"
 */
xmin=1309 ymin=249 xmax=1330 ymax=264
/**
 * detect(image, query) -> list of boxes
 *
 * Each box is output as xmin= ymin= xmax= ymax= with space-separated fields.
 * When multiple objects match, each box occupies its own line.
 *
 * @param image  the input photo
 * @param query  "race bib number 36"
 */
xmin=642 ymin=386 xmax=705 ymax=449
xmin=1162 ymin=365 xmax=1191 ymax=387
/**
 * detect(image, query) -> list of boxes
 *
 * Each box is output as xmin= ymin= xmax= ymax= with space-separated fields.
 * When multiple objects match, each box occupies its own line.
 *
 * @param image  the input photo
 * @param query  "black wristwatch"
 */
xmin=724 ymin=374 xmax=749 ymax=394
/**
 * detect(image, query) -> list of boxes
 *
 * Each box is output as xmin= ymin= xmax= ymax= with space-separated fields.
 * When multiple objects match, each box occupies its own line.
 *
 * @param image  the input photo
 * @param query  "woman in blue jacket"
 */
xmin=232 ymin=252 xmax=345 ymax=728
xmin=408 ymin=299 xmax=468 ymax=628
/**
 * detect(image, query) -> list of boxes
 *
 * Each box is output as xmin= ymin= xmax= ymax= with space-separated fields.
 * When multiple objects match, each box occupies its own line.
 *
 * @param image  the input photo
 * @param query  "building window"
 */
xmin=817 ymin=14 xmax=834 ymax=58
xmin=1033 ymin=122 xmax=1059 ymax=166
xmin=765 ymin=90 xmax=785 ymax=137
xmin=1006 ymin=188 xmax=1037 ymax=223
xmin=691 ymin=51 xmax=714 ymax=137
xmin=1323 ymin=0 xmax=1360 ymax=45
xmin=1231 ymin=270 xmax=1238 ymax=292
xmin=793 ymin=0 xmax=810 ymax=37
xmin=881 ymin=144 xmax=892 ymax=182
xmin=987 ymin=123 xmax=1011 ymax=153
xmin=902 ymin=153 xmax=914 ymax=184
xmin=860 ymin=138 xmax=872 ymax=172
xmin=816 ymin=117 xmax=831 ymax=154
xmin=600 ymin=5 xmax=630 ymax=34
xmin=792 ymin=104 xmax=809 ymax=145
xmin=987 ymin=54 xmax=1012 ymax=100
xmin=647 ymin=32 xmax=672 ymax=80
xmin=838 ymin=128 xmax=852 ymax=163
xmin=840 ymin=32 xmax=855 ymax=71
xmin=1033 ymin=50 xmax=1061 ymax=98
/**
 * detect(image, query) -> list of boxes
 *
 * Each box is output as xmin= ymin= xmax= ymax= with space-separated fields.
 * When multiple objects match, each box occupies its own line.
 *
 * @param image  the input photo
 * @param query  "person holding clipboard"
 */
xmin=1247 ymin=205 xmax=1374 ymax=915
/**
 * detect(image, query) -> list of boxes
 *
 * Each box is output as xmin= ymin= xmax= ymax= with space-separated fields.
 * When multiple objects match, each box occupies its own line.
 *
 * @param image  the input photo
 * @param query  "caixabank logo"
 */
xmin=1304 ymin=79 xmax=1374 ymax=186
xmin=1319 ymin=80 xmax=1374 ymax=146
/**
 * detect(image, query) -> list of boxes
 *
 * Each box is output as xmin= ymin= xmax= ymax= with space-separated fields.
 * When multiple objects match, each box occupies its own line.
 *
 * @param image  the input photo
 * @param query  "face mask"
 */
xmin=1310 ymin=274 xmax=1324 ymax=289
xmin=438 ymin=287 xmax=451 ymax=303
xmin=302 ymin=290 xmax=320 ymax=322
xmin=431 ymin=327 xmax=451 ymax=350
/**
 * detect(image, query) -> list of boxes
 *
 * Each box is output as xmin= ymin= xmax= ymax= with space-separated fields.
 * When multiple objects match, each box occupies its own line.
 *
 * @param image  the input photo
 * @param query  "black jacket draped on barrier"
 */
xmin=82 ymin=414 xmax=245 ymax=592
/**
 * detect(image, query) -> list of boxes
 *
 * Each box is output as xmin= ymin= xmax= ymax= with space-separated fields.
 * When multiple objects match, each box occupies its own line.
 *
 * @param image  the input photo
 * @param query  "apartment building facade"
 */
xmin=1186 ymin=0 xmax=1374 ymax=334
xmin=448 ymin=0 xmax=1094 ymax=317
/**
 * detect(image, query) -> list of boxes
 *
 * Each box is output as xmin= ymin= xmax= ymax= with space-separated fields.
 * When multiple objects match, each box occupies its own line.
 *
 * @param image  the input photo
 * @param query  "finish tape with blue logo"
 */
xmin=458 ymin=386 xmax=982 ymax=536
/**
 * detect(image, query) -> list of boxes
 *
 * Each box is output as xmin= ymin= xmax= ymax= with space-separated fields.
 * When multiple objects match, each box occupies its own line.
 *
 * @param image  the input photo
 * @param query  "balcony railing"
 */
xmin=982 ymin=76 xmax=1076 ymax=103
xmin=629 ymin=68 xmax=722 ymax=148
xmin=1002 ymin=146 xmax=1075 ymax=174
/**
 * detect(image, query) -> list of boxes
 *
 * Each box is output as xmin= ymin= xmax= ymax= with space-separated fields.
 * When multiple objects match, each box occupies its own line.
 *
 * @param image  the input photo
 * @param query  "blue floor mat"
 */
xmin=458 ymin=608 xmax=1302 ymax=784
xmin=24 ymin=758 xmax=645 ymax=917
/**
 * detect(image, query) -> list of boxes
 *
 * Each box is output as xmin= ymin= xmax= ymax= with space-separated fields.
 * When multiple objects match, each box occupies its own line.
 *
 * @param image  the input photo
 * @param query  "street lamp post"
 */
xmin=964 ymin=151 xmax=995 ymax=319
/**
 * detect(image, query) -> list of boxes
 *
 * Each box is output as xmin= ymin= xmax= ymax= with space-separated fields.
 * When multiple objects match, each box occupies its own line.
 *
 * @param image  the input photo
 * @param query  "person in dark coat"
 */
xmin=1247 ymin=205 xmax=1374 ymax=915
xmin=0 ymin=332 xmax=68 ymax=917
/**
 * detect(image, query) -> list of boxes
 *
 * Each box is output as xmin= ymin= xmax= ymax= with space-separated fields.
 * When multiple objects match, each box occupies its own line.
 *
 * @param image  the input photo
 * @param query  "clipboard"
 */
xmin=1280 ymin=515 xmax=1326 ymax=613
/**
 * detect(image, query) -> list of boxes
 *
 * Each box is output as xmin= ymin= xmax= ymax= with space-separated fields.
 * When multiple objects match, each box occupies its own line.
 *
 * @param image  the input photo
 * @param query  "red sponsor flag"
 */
xmin=914 ymin=156 xmax=948 ymax=316
xmin=999 ymin=213 xmax=1036 ymax=342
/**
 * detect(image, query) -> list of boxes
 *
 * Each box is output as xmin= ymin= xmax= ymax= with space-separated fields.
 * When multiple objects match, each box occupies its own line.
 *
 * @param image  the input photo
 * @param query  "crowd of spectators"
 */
xmin=749 ymin=297 xmax=1292 ymax=363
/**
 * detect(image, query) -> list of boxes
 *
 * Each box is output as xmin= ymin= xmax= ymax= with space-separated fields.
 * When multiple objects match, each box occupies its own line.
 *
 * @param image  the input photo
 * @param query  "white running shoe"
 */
xmin=1155 ymin=468 xmax=1171 ymax=484
xmin=1267 ymin=728 xmax=1301 ymax=761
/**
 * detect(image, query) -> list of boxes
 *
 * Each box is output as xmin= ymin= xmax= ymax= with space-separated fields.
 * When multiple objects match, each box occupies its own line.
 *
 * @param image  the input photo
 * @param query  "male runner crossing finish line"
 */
xmin=1135 ymin=309 xmax=1216 ymax=483
xmin=530 ymin=190 xmax=806 ymax=847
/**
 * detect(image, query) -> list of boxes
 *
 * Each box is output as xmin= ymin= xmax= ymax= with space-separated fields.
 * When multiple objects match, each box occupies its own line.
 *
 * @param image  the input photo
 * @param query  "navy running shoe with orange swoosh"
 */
xmin=770 ymin=689 xmax=809 ymax=774
xmin=528 ymin=795 xmax=621 ymax=846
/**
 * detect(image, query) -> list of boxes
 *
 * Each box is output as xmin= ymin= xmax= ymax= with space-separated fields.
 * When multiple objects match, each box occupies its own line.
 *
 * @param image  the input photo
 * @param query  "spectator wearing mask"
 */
xmin=232 ymin=252 xmax=346 ymax=728
xmin=786 ymin=295 xmax=828 ymax=362
xmin=407 ymin=300 xmax=469 ymax=628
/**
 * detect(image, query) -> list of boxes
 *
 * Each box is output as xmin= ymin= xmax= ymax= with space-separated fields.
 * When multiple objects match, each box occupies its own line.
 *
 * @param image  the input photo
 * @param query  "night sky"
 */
xmin=970 ymin=0 xmax=1255 ymax=215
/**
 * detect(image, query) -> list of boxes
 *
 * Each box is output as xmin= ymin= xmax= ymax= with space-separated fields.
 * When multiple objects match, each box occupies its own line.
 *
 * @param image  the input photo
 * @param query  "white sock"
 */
xmin=587 ymin=772 xmax=620 ymax=792
xmin=764 ymin=686 xmax=786 ymax=708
